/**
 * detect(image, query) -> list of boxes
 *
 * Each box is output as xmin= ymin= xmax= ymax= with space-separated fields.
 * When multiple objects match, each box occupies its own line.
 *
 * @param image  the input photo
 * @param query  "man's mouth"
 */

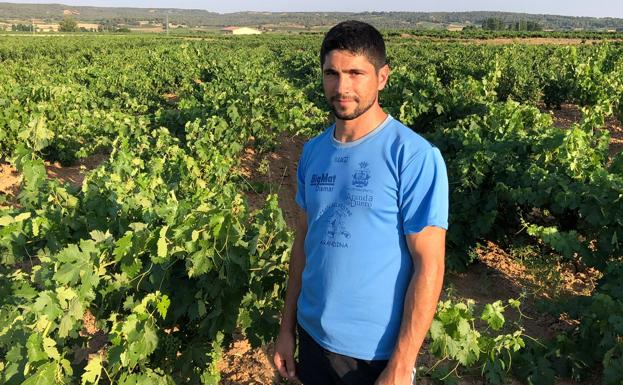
xmin=332 ymin=96 xmax=358 ymax=104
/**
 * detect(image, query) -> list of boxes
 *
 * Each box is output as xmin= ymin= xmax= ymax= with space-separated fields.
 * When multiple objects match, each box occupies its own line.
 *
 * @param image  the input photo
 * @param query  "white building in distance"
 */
xmin=221 ymin=26 xmax=262 ymax=35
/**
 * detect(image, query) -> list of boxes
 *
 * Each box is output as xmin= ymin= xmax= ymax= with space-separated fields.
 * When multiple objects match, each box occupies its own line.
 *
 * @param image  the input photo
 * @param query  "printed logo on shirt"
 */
xmin=334 ymin=155 xmax=349 ymax=163
xmin=318 ymin=203 xmax=352 ymax=248
xmin=352 ymin=161 xmax=371 ymax=188
xmin=311 ymin=173 xmax=336 ymax=192
xmin=346 ymin=192 xmax=374 ymax=208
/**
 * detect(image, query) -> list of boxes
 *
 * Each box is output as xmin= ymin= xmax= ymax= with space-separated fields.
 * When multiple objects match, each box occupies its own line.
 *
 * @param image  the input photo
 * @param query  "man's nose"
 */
xmin=336 ymin=73 xmax=351 ymax=94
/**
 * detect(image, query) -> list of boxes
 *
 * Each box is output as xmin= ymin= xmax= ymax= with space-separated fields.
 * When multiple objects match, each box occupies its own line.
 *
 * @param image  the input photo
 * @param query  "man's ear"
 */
xmin=377 ymin=64 xmax=390 ymax=91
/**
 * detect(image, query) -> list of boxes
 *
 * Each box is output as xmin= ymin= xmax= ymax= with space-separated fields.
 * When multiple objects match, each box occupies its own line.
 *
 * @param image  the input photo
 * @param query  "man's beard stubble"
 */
xmin=329 ymin=94 xmax=377 ymax=121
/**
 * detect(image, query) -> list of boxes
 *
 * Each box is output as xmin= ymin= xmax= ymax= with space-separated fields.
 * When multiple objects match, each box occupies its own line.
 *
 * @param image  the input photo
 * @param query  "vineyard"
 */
xmin=0 ymin=34 xmax=623 ymax=385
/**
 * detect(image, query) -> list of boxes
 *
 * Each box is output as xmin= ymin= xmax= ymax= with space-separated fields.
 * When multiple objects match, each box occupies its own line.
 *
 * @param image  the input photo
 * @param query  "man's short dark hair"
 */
xmin=320 ymin=20 xmax=387 ymax=71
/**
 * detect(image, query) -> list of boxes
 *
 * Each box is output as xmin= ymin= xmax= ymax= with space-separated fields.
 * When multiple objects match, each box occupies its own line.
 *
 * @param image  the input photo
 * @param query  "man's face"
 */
xmin=322 ymin=50 xmax=389 ymax=121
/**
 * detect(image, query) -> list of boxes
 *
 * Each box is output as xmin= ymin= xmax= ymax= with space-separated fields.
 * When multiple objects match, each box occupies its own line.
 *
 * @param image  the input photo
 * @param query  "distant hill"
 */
xmin=1 ymin=2 xmax=622 ymax=30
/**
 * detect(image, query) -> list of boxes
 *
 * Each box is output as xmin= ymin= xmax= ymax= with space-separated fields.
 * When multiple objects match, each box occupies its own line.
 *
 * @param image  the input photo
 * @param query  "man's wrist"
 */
xmin=385 ymin=358 xmax=415 ymax=379
xmin=387 ymin=347 xmax=417 ymax=377
xmin=279 ymin=319 xmax=296 ymax=334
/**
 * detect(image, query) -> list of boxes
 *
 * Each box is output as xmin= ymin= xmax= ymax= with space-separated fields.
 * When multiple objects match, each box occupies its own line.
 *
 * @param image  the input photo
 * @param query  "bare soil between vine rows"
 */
xmin=0 ymin=153 xmax=108 ymax=207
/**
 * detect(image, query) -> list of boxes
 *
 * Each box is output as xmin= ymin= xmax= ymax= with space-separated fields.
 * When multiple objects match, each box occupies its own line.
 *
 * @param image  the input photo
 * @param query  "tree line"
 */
xmin=482 ymin=17 xmax=543 ymax=31
xmin=1 ymin=3 xmax=622 ymax=31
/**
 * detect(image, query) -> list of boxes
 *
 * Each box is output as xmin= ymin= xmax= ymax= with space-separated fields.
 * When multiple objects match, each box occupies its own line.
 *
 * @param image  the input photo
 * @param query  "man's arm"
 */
xmin=376 ymin=225 xmax=446 ymax=385
xmin=273 ymin=207 xmax=307 ymax=379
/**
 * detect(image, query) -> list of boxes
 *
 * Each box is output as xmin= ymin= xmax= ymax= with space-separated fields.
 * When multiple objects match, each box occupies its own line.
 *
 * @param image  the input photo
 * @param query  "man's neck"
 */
xmin=334 ymin=105 xmax=388 ymax=143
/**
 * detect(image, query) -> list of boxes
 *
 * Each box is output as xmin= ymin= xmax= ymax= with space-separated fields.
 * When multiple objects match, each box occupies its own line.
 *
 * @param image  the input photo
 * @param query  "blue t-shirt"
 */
xmin=295 ymin=115 xmax=449 ymax=360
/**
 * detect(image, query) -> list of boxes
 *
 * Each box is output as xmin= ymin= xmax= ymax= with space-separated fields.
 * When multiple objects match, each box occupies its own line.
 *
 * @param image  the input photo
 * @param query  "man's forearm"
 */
xmin=386 ymin=228 xmax=445 ymax=376
xmin=387 ymin=260 xmax=444 ymax=373
xmin=279 ymin=230 xmax=306 ymax=334
xmin=274 ymin=217 xmax=307 ymax=379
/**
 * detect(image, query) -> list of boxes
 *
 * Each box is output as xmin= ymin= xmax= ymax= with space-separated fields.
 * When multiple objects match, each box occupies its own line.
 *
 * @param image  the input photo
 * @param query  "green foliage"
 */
xmin=0 ymin=36 xmax=316 ymax=384
xmin=482 ymin=18 xmax=543 ymax=32
xmin=58 ymin=17 xmax=78 ymax=33
xmin=1 ymin=34 xmax=623 ymax=384
xmin=423 ymin=298 xmax=525 ymax=384
xmin=512 ymin=261 xmax=623 ymax=385
xmin=0 ymin=126 xmax=296 ymax=383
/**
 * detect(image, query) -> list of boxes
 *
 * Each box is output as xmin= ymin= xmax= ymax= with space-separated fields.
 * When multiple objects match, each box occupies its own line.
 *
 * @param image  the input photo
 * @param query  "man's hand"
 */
xmin=273 ymin=329 xmax=297 ymax=379
xmin=374 ymin=365 xmax=414 ymax=385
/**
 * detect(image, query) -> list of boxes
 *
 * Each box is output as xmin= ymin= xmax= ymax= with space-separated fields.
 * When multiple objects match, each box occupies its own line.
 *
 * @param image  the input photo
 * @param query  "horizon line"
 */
xmin=1 ymin=2 xmax=622 ymax=19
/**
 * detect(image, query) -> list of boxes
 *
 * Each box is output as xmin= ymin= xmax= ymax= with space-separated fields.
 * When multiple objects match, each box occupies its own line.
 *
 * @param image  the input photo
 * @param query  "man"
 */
xmin=273 ymin=20 xmax=448 ymax=385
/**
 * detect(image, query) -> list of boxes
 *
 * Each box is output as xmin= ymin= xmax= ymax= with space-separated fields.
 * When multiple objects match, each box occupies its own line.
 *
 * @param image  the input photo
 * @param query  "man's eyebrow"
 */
xmin=323 ymin=67 xmax=367 ymax=73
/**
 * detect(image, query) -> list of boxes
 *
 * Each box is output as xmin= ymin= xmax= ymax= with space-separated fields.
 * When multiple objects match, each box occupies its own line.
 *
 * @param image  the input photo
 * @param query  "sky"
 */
xmin=6 ymin=0 xmax=623 ymax=18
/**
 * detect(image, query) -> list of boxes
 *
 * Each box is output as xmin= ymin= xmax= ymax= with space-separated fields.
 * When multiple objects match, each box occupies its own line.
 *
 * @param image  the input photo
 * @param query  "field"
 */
xmin=1 ymin=33 xmax=623 ymax=385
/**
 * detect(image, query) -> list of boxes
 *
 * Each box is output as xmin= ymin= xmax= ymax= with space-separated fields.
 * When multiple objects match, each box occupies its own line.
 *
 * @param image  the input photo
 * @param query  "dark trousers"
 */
xmin=296 ymin=324 xmax=389 ymax=385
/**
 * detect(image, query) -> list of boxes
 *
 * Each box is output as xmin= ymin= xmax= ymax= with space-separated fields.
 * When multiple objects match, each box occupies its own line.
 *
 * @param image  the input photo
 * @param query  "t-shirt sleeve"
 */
xmin=399 ymin=146 xmax=449 ymax=234
xmin=295 ymin=146 xmax=307 ymax=211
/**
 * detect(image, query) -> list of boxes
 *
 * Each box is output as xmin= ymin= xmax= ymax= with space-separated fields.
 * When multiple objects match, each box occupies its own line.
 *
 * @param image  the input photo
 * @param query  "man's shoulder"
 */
xmin=385 ymin=117 xmax=435 ymax=159
xmin=300 ymin=125 xmax=333 ymax=154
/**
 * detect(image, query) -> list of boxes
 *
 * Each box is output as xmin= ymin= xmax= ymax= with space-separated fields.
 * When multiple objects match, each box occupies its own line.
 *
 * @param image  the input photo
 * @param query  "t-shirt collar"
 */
xmin=331 ymin=115 xmax=393 ymax=148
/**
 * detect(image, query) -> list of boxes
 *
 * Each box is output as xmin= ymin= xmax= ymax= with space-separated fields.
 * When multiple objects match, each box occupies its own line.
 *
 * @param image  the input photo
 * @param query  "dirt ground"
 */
xmin=0 ymin=163 xmax=21 ymax=199
xmin=0 ymin=153 xmax=108 ymax=207
xmin=237 ymin=135 xmax=306 ymax=230
xmin=0 ymin=154 xmax=108 ymax=190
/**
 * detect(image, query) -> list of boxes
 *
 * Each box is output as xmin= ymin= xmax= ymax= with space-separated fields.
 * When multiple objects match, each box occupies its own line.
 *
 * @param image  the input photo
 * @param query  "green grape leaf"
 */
xmin=482 ymin=301 xmax=505 ymax=330
xmin=157 ymin=226 xmax=169 ymax=259
xmin=429 ymin=319 xmax=445 ymax=340
xmin=0 ymin=215 xmax=13 ymax=226
xmin=156 ymin=295 xmax=170 ymax=319
xmin=121 ymin=318 xmax=158 ymax=367
xmin=22 ymin=362 xmax=56 ymax=385
xmin=6 ymin=345 xmax=23 ymax=363
xmin=456 ymin=330 xmax=480 ymax=366
xmin=90 ymin=230 xmax=112 ymax=244
xmin=32 ymin=292 xmax=63 ymax=324
xmin=457 ymin=318 xmax=471 ymax=337
xmin=188 ymin=250 xmax=213 ymax=277
xmin=27 ymin=334 xmax=47 ymax=363
xmin=508 ymin=299 xmax=521 ymax=310
xmin=58 ymin=315 xmax=74 ymax=338
xmin=42 ymin=337 xmax=60 ymax=361
xmin=114 ymin=232 xmax=134 ymax=262
xmin=81 ymin=355 xmax=102 ymax=385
